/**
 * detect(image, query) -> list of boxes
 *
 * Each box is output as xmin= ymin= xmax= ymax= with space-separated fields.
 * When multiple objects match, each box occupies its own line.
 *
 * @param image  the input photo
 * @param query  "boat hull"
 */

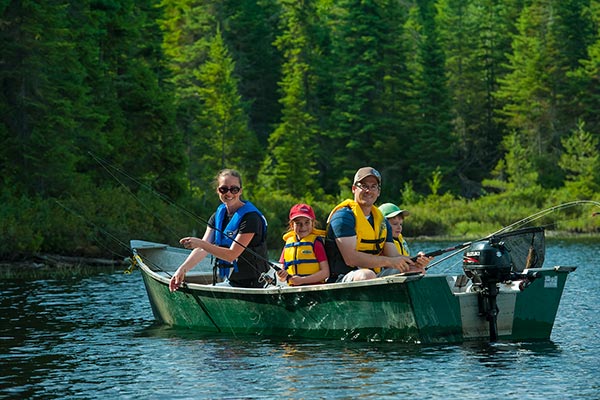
xmin=132 ymin=241 xmax=575 ymax=343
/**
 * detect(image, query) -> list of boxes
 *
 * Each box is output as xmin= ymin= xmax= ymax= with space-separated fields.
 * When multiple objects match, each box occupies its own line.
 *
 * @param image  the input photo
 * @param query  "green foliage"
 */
xmin=436 ymin=0 xmax=516 ymax=186
xmin=0 ymin=0 xmax=87 ymax=197
xmin=427 ymin=167 xmax=443 ymax=196
xmin=0 ymin=193 xmax=45 ymax=257
xmin=543 ymin=189 xmax=600 ymax=233
xmin=400 ymin=181 xmax=423 ymax=206
xmin=0 ymin=184 xmax=200 ymax=259
xmin=193 ymin=29 xmax=261 ymax=187
xmin=258 ymin=1 xmax=321 ymax=197
xmin=325 ymin=0 xmax=418 ymax=192
xmin=2 ymin=0 xmax=600 ymax=260
xmin=406 ymin=0 xmax=456 ymax=194
xmin=570 ymin=1 xmax=600 ymax=135
xmin=494 ymin=0 xmax=595 ymax=187
xmin=484 ymin=132 xmax=542 ymax=197
xmin=558 ymin=120 xmax=600 ymax=198
xmin=218 ymin=0 xmax=283 ymax=144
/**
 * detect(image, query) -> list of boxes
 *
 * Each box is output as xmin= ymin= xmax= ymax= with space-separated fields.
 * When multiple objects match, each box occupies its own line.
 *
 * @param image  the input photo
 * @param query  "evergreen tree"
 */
xmin=324 ymin=0 xmax=417 ymax=195
xmin=304 ymin=0 xmax=338 ymax=194
xmin=435 ymin=0 xmax=521 ymax=195
xmin=571 ymin=0 xmax=600 ymax=135
xmin=370 ymin=1 xmax=411 ymax=200
xmin=551 ymin=0 xmax=595 ymax=141
xmin=127 ymin=0 xmax=186 ymax=199
xmin=159 ymin=0 xmax=217 ymax=194
xmin=401 ymin=0 xmax=455 ymax=194
xmin=0 ymin=0 xmax=87 ymax=197
xmin=258 ymin=0 xmax=321 ymax=198
xmin=326 ymin=0 xmax=389 ymax=189
xmin=217 ymin=0 xmax=283 ymax=145
xmin=558 ymin=120 xmax=600 ymax=198
xmin=74 ymin=0 xmax=185 ymax=198
xmin=194 ymin=29 xmax=261 ymax=189
xmin=483 ymin=131 xmax=542 ymax=201
xmin=495 ymin=0 xmax=594 ymax=188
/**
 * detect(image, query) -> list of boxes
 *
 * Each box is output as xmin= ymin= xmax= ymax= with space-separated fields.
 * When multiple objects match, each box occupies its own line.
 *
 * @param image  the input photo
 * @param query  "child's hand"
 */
xmin=276 ymin=269 xmax=289 ymax=281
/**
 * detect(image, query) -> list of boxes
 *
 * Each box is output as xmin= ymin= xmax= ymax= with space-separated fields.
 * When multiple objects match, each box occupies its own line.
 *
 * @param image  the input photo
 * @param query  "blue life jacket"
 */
xmin=213 ymin=201 xmax=267 ymax=278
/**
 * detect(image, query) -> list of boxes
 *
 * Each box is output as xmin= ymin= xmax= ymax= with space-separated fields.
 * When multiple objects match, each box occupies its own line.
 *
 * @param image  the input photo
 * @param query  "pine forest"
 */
xmin=1 ymin=0 xmax=599 ymax=258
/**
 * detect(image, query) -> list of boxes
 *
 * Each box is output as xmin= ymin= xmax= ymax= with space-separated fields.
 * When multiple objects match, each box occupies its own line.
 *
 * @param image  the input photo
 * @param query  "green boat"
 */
xmin=130 ymin=227 xmax=575 ymax=343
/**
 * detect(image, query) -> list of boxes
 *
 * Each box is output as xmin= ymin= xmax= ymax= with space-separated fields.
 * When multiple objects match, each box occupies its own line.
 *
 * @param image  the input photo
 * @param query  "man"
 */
xmin=325 ymin=167 xmax=426 ymax=283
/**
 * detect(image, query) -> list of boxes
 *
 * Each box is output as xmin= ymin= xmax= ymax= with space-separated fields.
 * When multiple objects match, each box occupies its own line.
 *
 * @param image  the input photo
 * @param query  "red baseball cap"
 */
xmin=289 ymin=203 xmax=316 ymax=221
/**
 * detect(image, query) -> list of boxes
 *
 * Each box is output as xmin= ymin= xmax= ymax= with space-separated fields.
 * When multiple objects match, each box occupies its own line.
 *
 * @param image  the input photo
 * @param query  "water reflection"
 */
xmin=456 ymin=340 xmax=562 ymax=370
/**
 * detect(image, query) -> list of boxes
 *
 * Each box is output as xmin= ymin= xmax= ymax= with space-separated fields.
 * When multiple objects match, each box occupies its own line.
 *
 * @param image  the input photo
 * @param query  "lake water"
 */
xmin=1 ymin=239 xmax=599 ymax=399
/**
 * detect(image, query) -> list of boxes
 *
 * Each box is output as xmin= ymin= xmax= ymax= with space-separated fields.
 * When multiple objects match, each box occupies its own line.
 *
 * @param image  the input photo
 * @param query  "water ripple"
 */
xmin=1 ymin=240 xmax=599 ymax=399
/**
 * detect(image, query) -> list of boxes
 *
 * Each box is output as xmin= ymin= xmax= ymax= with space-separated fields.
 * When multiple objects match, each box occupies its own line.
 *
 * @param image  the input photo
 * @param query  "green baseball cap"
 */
xmin=379 ymin=203 xmax=410 ymax=218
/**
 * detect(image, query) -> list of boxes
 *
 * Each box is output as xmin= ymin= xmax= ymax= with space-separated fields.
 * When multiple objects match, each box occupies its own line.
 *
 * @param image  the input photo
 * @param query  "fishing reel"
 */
xmin=259 ymin=270 xmax=277 ymax=287
xmin=259 ymin=264 xmax=288 ymax=288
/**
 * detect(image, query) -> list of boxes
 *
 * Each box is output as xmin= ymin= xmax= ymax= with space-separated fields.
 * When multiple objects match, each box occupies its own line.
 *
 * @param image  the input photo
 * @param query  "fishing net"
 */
xmin=490 ymin=227 xmax=545 ymax=272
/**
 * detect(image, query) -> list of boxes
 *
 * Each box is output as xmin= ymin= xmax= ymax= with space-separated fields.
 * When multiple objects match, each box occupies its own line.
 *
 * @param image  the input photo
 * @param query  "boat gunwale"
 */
xmin=131 ymin=241 xmax=577 ymax=296
xmin=133 ymin=251 xmax=426 ymax=295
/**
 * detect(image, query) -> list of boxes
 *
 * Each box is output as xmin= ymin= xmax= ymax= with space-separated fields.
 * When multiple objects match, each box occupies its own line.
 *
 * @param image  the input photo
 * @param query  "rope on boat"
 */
xmin=124 ymin=257 xmax=136 ymax=274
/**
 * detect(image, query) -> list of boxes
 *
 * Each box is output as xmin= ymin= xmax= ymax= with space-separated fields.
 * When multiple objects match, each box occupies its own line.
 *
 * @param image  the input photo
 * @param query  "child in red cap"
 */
xmin=277 ymin=204 xmax=330 ymax=285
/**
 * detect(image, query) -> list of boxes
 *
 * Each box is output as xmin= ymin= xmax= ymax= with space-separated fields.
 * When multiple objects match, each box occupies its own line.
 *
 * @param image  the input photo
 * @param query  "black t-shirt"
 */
xmin=208 ymin=211 xmax=268 ymax=287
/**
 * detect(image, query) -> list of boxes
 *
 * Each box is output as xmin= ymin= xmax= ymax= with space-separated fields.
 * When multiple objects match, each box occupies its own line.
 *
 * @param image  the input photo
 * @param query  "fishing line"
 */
xmin=89 ymin=152 xmax=282 ymax=280
xmin=54 ymin=200 xmax=131 ymax=259
xmin=493 ymin=200 xmax=600 ymax=235
xmin=424 ymin=200 xmax=600 ymax=270
xmin=89 ymin=152 xmax=184 ymax=240
xmin=54 ymin=199 xmax=175 ymax=277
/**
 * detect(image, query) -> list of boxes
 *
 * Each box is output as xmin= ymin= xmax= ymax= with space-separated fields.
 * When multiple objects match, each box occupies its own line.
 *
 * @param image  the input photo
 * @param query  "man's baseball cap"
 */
xmin=353 ymin=167 xmax=381 ymax=185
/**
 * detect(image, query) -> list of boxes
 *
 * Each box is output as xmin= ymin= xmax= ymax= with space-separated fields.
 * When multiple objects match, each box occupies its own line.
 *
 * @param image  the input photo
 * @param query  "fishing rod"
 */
xmin=492 ymin=200 xmax=600 ymax=235
xmin=89 ymin=152 xmax=283 ymax=281
xmin=55 ymin=197 xmax=219 ymax=280
xmin=417 ymin=200 xmax=600 ymax=270
xmin=54 ymin=199 xmax=131 ymax=257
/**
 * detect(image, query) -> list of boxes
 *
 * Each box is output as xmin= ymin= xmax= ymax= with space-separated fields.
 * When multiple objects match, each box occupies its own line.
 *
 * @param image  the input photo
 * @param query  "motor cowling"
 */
xmin=462 ymin=239 xmax=512 ymax=285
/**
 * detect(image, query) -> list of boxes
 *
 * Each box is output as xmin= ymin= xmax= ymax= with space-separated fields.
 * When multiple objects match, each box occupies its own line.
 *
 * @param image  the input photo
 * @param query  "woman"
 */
xmin=169 ymin=169 xmax=269 ymax=290
xmin=277 ymin=203 xmax=330 ymax=286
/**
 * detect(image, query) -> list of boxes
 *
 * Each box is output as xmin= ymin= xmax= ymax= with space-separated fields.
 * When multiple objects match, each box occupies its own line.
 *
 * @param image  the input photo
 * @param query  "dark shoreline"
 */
xmin=2 ymin=232 xmax=598 ymax=279
xmin=0 ymin=254 xmax=130 ymax=279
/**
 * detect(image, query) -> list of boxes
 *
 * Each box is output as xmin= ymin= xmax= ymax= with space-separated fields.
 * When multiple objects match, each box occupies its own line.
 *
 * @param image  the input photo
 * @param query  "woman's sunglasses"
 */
xmin=218 ymin=186 xmax=241 ymax=194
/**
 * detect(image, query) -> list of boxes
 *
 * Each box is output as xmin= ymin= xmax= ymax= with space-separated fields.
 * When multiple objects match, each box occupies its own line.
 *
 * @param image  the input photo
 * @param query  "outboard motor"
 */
xmin=462 ymin=238 xmax=512 ymax=341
